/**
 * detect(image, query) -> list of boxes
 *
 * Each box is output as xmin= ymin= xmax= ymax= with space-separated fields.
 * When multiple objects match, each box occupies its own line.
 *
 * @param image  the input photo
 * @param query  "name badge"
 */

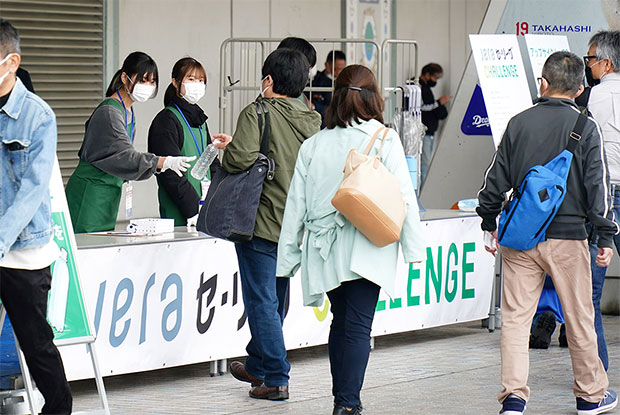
xmin=125 ymin=181 xmax=133 ymax=219
xmin=200 ymin=178 xmax=211 ymax=201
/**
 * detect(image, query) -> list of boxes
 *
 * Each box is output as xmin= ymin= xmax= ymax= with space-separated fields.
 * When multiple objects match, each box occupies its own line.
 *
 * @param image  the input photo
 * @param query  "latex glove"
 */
xmin=186 ymin=213 xmax=199 ymax=228
xmin=212 ymin=134 xmax=232 ymax=149
xmin=161 ymin=156 xmax=196 ymax=177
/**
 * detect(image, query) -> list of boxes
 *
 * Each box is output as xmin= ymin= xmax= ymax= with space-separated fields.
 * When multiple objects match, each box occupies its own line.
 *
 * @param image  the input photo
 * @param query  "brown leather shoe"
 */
xmin=249 ymin=384 xmax=289 ymax=400
xmin=229 ymin=361 xmax=263 ymax=387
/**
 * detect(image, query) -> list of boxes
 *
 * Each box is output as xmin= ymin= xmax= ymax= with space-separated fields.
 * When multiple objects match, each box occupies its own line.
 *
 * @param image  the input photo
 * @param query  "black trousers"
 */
xmin=0 ymin=266 xmax=72 ymax=415
xmin=327 ymin=278 xmax=380 ymax=408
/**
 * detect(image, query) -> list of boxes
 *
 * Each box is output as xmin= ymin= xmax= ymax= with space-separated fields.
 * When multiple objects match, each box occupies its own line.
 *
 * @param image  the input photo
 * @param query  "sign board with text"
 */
xmin=523 ymin=34 xmax=570 ymax=83
xmin=499 ymin=0 xmax=617 ymax=55
xmin=48 ymin=157 xmax=93 ymax=344
xmin=58 ymin=216 xmax=494 ymax=381
xmin=469 ymin=34 xmax=533 ymax=148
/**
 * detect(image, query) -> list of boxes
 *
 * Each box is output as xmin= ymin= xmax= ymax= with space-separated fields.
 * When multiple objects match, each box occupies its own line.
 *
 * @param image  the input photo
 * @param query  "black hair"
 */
xmin=277 ymin=37 xmax=316 ymax=68
xmin=0 ymin=19 xmax=21 ymax=58
xmin=105 ymin=51 xmax=159 ymax=97
xmin=326 ymin=50 xmax=346 ymax=64
xmin=163 ymin=57 xmax=207 ymax=106
xmin=261 ymin=48 xmax=309 ymax=98
xmin=542 ymin=51 xmax=584 ymax=96
xmin=421 ymin=63 xmax=443 ymax=76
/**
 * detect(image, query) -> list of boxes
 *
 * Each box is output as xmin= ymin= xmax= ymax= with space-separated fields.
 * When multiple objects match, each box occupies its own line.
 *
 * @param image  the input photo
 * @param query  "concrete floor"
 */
xmin=71 ymin=316 xmax=620 ymax=415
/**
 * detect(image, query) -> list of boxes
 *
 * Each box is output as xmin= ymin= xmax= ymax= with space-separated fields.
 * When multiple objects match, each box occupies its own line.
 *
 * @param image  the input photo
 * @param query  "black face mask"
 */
xmin=427 ymin=80 xmax=437 ymax=87
xmin=585 ymin=66 xmax=601 ymax=87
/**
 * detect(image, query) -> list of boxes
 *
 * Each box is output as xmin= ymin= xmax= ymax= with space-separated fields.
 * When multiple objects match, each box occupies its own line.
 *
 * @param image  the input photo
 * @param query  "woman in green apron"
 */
xmin=147 ymin=57 xmax=231 ymax=226
xmin=65 ymin=52 xmax=196 ymax=233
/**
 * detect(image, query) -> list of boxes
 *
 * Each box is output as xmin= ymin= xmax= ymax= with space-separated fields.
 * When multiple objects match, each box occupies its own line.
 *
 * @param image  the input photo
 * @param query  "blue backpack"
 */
xmin=497 ymin=112 xmax=586 ymax=250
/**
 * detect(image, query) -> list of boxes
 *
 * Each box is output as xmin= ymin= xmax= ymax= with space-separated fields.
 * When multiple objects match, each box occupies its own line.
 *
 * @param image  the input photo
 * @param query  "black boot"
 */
xmin=529 ymin=311 xmax=556 ymax=349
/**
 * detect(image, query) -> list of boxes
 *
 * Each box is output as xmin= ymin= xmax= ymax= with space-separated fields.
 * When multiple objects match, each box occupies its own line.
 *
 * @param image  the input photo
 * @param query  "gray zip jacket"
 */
xmin=477 ymin=97 xmax=618 ymax=248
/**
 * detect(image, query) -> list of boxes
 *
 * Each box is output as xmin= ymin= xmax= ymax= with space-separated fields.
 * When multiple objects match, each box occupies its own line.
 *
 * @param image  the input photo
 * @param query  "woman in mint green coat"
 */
xmin=276 ymin=65 xmax=425 ymax=415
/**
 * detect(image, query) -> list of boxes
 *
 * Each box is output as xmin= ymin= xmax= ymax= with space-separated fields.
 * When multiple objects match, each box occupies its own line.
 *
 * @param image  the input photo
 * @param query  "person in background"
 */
xmin=477 ymin=51 xmax=617 ymax=415
xmin=584 ymin=29 xmax=620 ymax=372
xmin=529 ymin=275 xmax=564 ymax=349
xmin=417 ymin=63 xmax=450 ymax=187
xmin=277 ymin=36 xmax=318 ymax=110
xmin=277 ymin=65 xmax=425 ymax=415
xmin=65 ymin=52 xmax=195 ymax=233
xmin=311 ymin=50 xmax=346 ymax=126
xmin=225 ymin=48 xmax=321 ymax=401
xmin=148 ymin=57 xmax=230 ymax=227
xmin=0 ymin=19 xmax=72 ymax=414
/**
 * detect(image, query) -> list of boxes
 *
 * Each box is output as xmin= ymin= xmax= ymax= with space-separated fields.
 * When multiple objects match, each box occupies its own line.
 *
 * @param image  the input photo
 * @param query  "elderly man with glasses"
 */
xmin=583 ymin=30 xmax=620 ymax=374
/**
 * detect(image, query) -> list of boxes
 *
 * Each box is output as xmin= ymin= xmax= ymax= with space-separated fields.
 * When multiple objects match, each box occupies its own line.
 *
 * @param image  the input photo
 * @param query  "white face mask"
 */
xmin=126 ymin=75 xmax=155 ymax=102
xmin=309 ymin=65 xmax=318 ymax=80
xmin=260 ymin=76 xmax=271 ymax=98
xmin=130 ymin=82 xmax=155 ymax=102
xmin=182 ymin=81 xmax=205 ymax=104
xmin=327 ymin=73 xmax=335 ymax=81
xmin=0 ymin=53 xmax=16 ymax=87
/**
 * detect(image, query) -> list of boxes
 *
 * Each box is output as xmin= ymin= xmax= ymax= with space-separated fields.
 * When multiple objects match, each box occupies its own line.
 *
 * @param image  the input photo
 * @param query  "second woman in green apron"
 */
xmin=65 ymin=51 xmax=195 ymax=233
xmin=148 ymin=57 xmax=231 ymax=226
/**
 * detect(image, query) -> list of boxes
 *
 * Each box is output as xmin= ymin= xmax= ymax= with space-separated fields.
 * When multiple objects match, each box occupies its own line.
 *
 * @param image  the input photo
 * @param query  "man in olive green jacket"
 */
xmin=222 ymin=48 xmax=321 ymax=400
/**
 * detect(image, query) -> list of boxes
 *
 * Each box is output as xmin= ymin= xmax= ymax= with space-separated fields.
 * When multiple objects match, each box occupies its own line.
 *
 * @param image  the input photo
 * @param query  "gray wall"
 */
xmin=110 ymin=0 xmax=489 ymax=219
xmin=115 ymin=0 xmax=342 ymax=219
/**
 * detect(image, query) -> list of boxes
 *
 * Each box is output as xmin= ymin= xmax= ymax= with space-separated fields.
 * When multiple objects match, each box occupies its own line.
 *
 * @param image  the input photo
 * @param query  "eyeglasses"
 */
xmin=536 ymin=77 xmax=549 ymax=87
xmin=583 ymin=55 xmax=598 ymax=66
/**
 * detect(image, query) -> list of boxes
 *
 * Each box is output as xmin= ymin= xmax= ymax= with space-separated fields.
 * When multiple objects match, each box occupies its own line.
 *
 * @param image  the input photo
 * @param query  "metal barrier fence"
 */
xmin=218 ymin=37 xmax=420 ymax=134
xmin=381 ymin=39 xmax=419 ymax=123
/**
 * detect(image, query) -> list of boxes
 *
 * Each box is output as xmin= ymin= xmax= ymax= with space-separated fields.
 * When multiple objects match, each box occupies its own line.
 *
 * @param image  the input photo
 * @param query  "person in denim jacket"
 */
xmin=0 ymin=19 xmax=72 ymax=414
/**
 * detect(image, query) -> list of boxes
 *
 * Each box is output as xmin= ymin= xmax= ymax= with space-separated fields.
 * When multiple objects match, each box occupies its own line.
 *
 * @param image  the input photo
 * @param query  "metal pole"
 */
xmin=14 ymin=338 xmax=39 ymax=415
xmin=88 ymin=342 xmax=111 ymax=414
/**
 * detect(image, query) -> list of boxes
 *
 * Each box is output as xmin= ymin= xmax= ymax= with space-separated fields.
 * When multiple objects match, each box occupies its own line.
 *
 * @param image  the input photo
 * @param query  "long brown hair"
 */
xmin=324 ymin=64 xmax=384 ymax=129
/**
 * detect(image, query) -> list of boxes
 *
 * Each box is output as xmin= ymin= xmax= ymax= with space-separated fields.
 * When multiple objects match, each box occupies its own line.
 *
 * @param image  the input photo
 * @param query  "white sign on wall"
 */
xmin=60 ymin=216 xmax=494 ymax=381
xmin=469 ymin=34 xmax=533 ymax=148
xmin=524 ymin=34 xmax=570 ymax=83
xmin=345 ymin=0 xmax=391 ymax=71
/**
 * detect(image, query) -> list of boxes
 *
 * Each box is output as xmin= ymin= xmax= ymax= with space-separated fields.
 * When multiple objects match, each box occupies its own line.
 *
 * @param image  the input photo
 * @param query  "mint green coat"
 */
xmin=276 ymin=119 xmax=426 ymax=306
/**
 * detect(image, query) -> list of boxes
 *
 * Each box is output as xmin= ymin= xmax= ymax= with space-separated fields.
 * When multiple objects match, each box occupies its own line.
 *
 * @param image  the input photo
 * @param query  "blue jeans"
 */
xmin=420 ymin=134 xmax=434 ymax=187
xmin=327 ymin=278 xmax=380 ymax=408
xmin=234 ymin=236 xmax=290 ymax=387
xmin=588 ymin=187 xmax=620 ymax=371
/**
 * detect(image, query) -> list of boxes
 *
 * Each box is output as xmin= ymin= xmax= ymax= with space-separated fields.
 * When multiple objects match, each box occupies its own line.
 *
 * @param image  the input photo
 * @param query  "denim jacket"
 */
xmin=0 ymin=78 xmax=57 ymax=260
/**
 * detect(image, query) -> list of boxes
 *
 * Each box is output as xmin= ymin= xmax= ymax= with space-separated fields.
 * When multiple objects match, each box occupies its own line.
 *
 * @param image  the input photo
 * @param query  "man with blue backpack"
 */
xmin=477 ymin=51 xmax=618 ymax=415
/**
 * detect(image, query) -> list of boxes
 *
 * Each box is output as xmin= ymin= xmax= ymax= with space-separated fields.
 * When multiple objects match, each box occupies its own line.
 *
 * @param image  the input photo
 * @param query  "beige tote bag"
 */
xmin=331 ymin=126 xmax=407 ymax=247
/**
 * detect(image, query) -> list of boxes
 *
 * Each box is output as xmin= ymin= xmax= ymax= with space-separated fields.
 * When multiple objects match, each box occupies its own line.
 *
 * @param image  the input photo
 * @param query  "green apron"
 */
xmin=65 ymin=98 xmax=127 ymax=233
xmin=156 ymin=105 xmax=206 ymax=226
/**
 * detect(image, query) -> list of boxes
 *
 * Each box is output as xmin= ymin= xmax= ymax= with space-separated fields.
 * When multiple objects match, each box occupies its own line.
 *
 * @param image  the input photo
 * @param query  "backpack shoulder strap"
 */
xmin=255 ymin=101 xmax=270 ymax=156
xmin=566 ymin=111 xmax=588 ymax=153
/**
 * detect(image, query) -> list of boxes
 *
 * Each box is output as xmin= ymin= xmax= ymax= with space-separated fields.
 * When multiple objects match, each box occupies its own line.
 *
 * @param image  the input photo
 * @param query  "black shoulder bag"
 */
xmin=197 ymin=101 xmax=275 ymax=242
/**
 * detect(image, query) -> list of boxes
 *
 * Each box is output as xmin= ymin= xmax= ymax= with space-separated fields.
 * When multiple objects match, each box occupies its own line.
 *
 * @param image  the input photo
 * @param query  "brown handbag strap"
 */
xmin=363 ymin=126 xmax=386 ymax=155
xmin=376 ymin=127 xmax=390 ymax=159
